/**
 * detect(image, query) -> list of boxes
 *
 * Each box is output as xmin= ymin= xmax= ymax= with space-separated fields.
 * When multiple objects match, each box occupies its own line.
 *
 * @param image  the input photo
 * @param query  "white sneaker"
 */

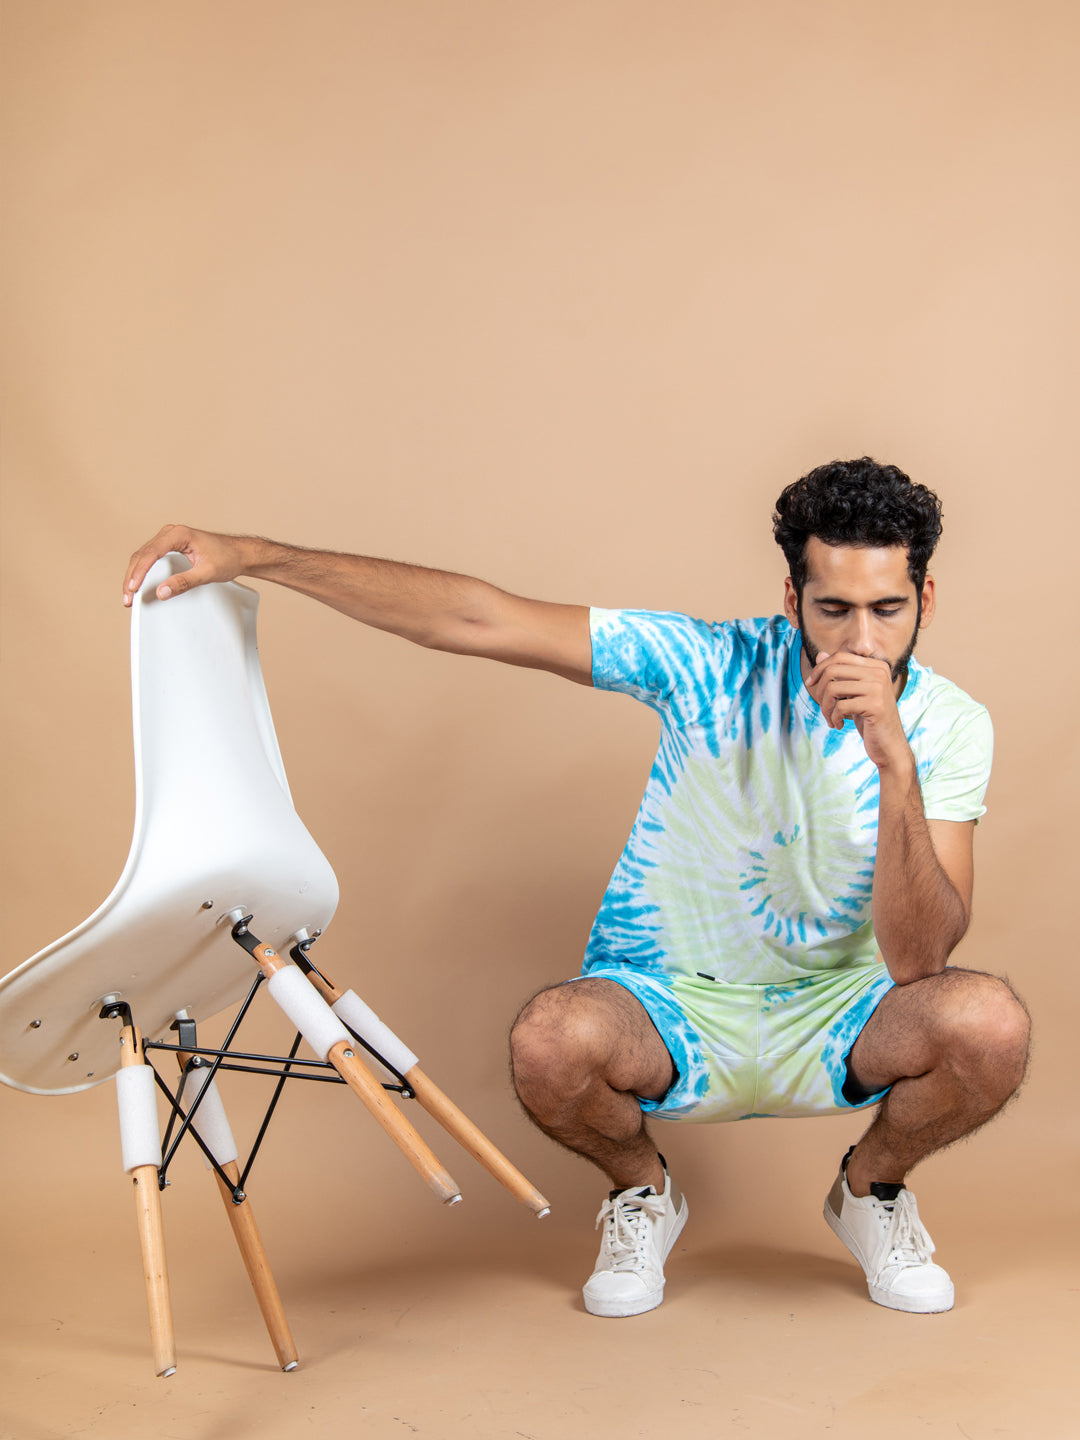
xmin=582 ymin=1163 xmax=688 ymax=1318
xmin=824 ymin=1150 xmax=954 ymax=1313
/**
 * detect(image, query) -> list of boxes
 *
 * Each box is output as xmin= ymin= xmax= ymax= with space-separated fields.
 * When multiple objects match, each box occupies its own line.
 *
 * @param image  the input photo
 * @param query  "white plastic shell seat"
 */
xmin=0 ymin=554 xmax=339 ymax=1095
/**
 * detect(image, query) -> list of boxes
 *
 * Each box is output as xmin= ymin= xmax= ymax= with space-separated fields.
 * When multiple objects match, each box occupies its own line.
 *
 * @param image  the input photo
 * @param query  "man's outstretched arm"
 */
xmin=123 ymin=524 xmax=593 ymax=685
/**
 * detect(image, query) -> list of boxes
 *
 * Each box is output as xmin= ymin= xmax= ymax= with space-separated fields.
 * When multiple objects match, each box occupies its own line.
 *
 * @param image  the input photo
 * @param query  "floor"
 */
xmin=3 ymin=1091 xmax=1075 ymax=1440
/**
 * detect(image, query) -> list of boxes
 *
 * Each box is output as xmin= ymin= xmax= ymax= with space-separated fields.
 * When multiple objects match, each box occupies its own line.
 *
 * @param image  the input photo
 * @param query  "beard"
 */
xmin=797 ymin=594 xmax=922 ymax=687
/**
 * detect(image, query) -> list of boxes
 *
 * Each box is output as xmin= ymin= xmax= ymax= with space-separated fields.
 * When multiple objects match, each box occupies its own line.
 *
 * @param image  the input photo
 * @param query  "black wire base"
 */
xmin=103 ymin=956 xmax=415 ymax=1200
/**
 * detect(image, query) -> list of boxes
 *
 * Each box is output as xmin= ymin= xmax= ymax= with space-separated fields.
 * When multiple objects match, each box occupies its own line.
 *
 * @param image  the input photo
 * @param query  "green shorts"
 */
xmin=577 ymin=962 xmax=894 ymax=1123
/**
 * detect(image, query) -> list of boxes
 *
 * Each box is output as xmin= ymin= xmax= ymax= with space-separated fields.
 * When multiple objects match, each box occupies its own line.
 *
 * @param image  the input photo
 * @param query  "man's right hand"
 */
xmin=123 ymin=524 xmax=256 ymax=605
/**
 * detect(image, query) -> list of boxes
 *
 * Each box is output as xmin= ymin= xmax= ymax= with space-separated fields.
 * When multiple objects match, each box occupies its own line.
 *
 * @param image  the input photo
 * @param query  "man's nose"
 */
xmin=850 ymin=612 xmax=876 ymax=655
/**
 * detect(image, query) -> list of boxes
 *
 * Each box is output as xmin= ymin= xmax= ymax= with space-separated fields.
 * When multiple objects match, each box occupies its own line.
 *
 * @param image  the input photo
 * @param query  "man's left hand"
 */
xmin=806 ymin=651 xmax=912 ymax=772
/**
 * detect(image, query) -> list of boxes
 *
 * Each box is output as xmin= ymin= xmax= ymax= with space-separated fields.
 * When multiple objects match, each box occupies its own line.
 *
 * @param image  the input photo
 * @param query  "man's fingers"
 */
xmin=808 ymin=651 xmax=888 ymax=681
xmin=814 ymin=677 xmax=886 ymax=729
xmin=122 ymin=524 xmax=206 ymax=605
xmin=124 ymin=525 xmax=186 ymax=603
xmin=156 ymin=570 xmax=192 ymax=600
xmin=819 ymin=693 xmax=865 ymax=730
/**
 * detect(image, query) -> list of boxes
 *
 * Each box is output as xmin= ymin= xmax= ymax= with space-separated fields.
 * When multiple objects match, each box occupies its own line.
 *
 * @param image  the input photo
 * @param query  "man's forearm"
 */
xmin=872 ymin=761 xmax=968 ymax=984
xmin=239 ymin=537 xmax=503 ymax=651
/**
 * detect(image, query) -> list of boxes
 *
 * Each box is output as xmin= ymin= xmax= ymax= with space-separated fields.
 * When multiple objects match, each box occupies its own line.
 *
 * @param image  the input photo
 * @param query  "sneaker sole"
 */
xmin=583 ymin=1198 xmax=689 ymax=1319
xmin=823 ymin=1199 xmax=954 ymax=1314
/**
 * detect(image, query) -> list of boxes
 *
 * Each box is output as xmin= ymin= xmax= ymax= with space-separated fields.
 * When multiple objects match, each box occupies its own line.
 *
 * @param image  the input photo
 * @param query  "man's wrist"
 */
xmin=241 ymin=535 xmax=292 ymax=580
xmin=875 ymin=745 xmax=917 ymax=789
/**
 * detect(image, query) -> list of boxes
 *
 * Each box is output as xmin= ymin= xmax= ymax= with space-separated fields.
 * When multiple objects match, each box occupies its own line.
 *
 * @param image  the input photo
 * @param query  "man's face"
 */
xmin=783 ymin=538 xmax=936 ymax=692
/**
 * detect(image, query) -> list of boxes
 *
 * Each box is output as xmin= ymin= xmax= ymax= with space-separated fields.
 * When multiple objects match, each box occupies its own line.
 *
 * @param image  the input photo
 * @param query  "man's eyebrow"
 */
xmin=811 ymin=594 xmax=911 ymax=607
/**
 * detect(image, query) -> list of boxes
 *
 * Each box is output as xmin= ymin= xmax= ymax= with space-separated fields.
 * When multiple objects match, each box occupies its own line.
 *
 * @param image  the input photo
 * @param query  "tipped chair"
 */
xmin=0 ymin=554 xmax=549 ymax=1377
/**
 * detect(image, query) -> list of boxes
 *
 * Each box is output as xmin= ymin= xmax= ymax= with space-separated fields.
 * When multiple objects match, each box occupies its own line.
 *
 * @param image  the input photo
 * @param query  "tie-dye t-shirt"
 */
xmin=583 ymin=610 xmax=992 ymax=987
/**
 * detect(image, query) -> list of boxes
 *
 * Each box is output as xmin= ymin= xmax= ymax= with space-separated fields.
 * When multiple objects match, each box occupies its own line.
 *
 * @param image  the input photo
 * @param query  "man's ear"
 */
xmin=783 ymin=577 xmax=800 ymax=628
xmin=919 ymin=574 xmax=936 ymax=629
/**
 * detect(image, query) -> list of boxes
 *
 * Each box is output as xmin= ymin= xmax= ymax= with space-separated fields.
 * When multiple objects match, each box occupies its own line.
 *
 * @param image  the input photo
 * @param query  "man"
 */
xmin=124 ymin=457 xmax=1029 ymax=1319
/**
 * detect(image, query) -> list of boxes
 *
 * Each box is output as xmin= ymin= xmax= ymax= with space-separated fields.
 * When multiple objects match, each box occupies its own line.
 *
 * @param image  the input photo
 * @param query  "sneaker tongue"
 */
xmin=869 ymin=1181 xmax=905 ymax=1203
xmin=609 ymin=1186 xmax=653 ymax=1202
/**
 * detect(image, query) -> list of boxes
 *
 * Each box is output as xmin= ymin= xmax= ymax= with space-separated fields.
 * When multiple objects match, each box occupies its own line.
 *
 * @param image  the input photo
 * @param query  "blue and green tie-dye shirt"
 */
xmin=584 ymin=610 xmax=993 ymax=986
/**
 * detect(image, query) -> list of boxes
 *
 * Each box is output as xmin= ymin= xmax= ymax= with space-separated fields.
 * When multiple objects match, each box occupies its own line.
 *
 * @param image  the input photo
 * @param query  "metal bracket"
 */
xmin=230 ymin=913 xmax=259 ymax=956
xmin=170 ymin=1015 xmax=198 ymax=1052
xmin=288 ymin=936 xmax=335 ymax=992
xmin=99 ymin=998 xmax=134 ymax=1029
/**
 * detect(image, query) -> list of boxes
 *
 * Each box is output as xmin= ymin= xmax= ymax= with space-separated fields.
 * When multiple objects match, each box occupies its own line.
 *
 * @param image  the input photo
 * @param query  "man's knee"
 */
xmin=509 ymin=978 xmax=672 ymax=1112
xmin=510 ymin=983 xmax=607 ymax=1105
xmin=931 ymin=969 xmax=1030 ymax=1092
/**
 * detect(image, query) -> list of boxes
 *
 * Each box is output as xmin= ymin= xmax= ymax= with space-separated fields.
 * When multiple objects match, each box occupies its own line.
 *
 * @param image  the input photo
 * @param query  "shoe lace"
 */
xmin=593 ymin=1191 xmax=667 ymax=1270
xmin=878 ymin=1188 xmax=934 ymax=1268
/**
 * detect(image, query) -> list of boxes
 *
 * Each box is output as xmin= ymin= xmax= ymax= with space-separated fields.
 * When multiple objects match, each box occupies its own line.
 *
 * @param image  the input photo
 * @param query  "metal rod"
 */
xmin=146 ymin=1042 xmax=334 ymax=1070
xmin=238 ymin=1032 xmax=303 ymax=1191
xmin=158 ymin=1064 xmax=189 ymax=1159
xmin=191 ymin=1063 xmax=347 ymax=1083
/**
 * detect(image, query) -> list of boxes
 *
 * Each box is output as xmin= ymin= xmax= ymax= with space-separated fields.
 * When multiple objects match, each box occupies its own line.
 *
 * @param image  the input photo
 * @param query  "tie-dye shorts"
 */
xmin=576 ymin=962 xmax=895 ymax=1122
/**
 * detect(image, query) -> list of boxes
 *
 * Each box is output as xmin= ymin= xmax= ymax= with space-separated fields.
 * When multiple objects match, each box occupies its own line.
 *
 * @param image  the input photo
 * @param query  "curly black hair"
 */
xmin=773 ymin=457 xmax=943 ymax=596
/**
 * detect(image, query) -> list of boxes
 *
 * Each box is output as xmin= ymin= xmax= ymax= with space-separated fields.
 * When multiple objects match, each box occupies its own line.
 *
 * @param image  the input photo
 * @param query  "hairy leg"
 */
xmin=844 ymin=967 xmax=1030 ymax=1197
xmin=509 ymin=979 xmax=675 ymax=1191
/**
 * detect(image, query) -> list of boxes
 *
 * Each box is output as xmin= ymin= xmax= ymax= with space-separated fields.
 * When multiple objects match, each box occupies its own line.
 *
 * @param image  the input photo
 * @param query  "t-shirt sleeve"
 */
xmin=919 ymin=704 xmax=994 ymax=822
xmin=590 ymin=607 xmax=731 ymax=723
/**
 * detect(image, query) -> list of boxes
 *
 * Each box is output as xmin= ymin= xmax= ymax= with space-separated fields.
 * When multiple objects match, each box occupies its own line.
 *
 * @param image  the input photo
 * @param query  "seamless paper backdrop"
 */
xmin=1 ymin=0 xmax=1077 ymax=1371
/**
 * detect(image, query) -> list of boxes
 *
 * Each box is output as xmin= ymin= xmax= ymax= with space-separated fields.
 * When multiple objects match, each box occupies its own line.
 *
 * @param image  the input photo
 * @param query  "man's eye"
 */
xmin=821 ymin=608 xmax=847 ymax=617
xmin=874 ymin=607 xmax=901 ymax=617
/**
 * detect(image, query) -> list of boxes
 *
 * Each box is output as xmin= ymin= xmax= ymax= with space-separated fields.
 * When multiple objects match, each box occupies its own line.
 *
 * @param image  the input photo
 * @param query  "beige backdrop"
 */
xmin=2 ymin=3 xmax=1077 ymax=1437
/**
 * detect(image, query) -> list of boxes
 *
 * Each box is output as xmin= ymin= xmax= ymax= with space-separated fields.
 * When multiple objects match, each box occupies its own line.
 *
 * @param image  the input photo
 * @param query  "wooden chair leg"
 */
xmin=326 ymin=1039 xmax=463 ymax=1204
xmin=130 ymin=1162 xmax=175 ymax=1377
xmin=213 ymin=1161 xmax=298 ymax=1371
xmin=406 ymin=1067 xmax=551 ymax=1217
xmin=176 ymin=1051 xmax=298 ymax=1370
xmin=117 ymin=1022 xmax=176 ymax=1377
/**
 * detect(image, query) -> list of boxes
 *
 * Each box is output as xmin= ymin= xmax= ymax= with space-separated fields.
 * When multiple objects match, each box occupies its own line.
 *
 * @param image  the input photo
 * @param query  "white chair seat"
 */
xmin=0 ymin=554 xmax=338 ymax=1094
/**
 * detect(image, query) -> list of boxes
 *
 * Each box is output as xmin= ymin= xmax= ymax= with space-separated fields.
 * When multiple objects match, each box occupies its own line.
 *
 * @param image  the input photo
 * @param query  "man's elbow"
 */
xmin=885 ymin=912 xmax=969 ymax=986
xmin=886 ymin=949 xmax=950 ymax=986
xmin=413 ymin=581 xmax=511 ymax=656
